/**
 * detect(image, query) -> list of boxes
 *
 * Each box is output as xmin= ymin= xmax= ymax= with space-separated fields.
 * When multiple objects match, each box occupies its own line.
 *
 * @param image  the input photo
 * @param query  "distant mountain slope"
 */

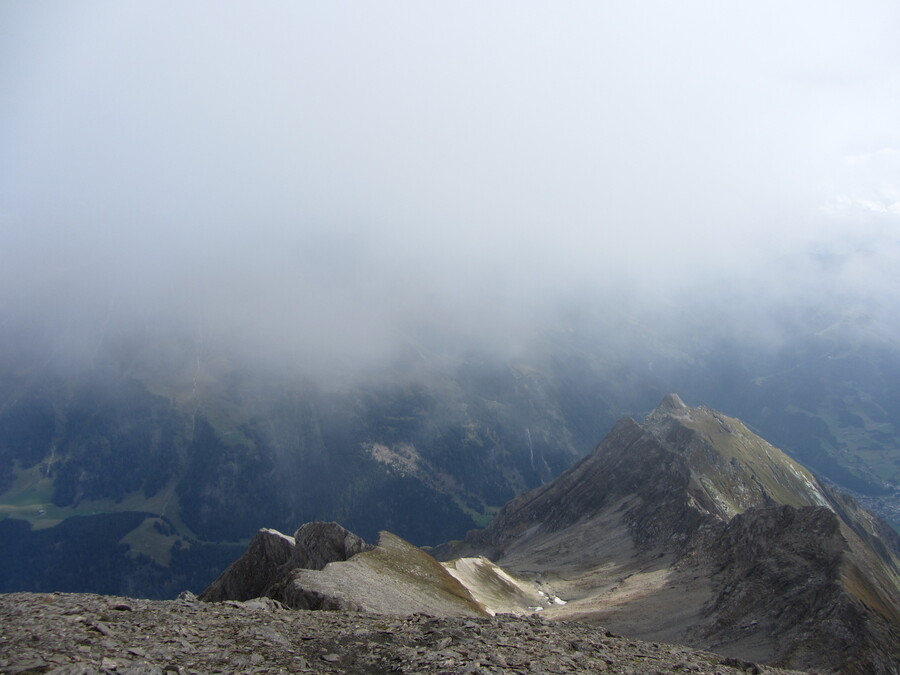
xmin=444 ymin=395 xmax=900 ymax=675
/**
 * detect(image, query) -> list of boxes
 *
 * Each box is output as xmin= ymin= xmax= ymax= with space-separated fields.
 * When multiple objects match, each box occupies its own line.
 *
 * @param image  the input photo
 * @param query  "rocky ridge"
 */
xmin=439 ymin=395 xmax=900 ymax=675
xmin=199 ymin=522 xmax=371 ymax=604
xmin=0 ymin=591 xmax=810 ymax=675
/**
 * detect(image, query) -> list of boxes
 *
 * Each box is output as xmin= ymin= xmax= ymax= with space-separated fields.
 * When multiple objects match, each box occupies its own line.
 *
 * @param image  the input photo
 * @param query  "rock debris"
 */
xmin=0 ymin=592 xmax=809 ymax=674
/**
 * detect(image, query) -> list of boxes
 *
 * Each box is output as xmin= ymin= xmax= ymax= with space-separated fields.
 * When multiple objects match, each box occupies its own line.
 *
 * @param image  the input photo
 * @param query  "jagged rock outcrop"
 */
xmin=441 ymin=416 xmax=709 ymax=568
xmin=443 ymin=395 xmax=900 ymax=675
xmin=289 ymin=520 xmax=372 ymax=570
xmin=692 ymin=504 xmax=890 ymax=672
xmin=199 ymin=521 xmax=370 ymax=603
xmin=198 ymin=528 xmax=295 ymax=603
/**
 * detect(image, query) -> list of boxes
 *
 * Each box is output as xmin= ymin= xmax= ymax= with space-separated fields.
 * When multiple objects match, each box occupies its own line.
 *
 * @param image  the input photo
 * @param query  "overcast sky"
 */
xmin=2 ymin=1 xmax=899 ymax=372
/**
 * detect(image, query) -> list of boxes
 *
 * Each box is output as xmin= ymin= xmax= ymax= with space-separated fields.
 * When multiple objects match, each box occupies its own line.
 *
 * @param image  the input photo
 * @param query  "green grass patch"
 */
xmin=456 ymin=502 xmax=499 ymax=529
xmin=682 ymin=411 xmax=824 ymax=510
xmin=120 ymin=516 xmax=189 ymax=567
xmin=0 ymin=462 xmax=200 ymax=539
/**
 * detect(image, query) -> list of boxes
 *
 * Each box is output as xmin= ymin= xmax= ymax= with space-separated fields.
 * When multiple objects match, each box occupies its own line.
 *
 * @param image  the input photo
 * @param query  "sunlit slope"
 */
xmin=442 ymin=556 xmax=550 ymax=615
xmin=272 ymin=531 xmax=488 ymax=617
xmin=644 ymin=394 xmax=833 ymax=517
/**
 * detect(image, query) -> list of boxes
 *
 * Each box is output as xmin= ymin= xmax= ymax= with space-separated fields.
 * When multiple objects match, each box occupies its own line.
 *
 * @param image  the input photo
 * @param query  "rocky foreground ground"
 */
xmin=0 ymin=593 xmax=810 ymax=675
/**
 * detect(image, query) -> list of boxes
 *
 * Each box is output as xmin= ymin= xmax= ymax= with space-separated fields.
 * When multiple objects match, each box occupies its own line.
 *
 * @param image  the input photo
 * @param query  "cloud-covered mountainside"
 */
xmin=1 ymin=313 xmax=899 ymax=598
xmin=1 ymin=1 xmax=899 ymax=599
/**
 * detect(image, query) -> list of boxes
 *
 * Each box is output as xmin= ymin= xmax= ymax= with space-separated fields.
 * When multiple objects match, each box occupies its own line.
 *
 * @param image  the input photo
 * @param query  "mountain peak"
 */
xmin=657 ymin=392 xmax=688 ymax=412
xmin=647 ymin=393 xmax=694 ymax=426
xmin=641 ymin=399 xmax=834 ymax=517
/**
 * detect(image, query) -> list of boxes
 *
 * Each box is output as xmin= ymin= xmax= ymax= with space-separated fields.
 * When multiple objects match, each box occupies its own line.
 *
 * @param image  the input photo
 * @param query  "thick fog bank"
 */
xmin=2 ymin=1 xmax=900 ymax=381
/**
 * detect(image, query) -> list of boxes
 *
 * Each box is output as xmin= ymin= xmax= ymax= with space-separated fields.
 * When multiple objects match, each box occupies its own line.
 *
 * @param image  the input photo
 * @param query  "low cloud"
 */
xmin=2 ymin=1 xmax=900 ymax=378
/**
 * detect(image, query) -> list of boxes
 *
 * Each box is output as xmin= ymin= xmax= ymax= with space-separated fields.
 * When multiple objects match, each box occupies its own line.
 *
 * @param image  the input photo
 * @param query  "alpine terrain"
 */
xmin=441 ymin=395 xmax=900 ymax=674
xmin=194 ymin=396 xmax=900 ymax=675
xmin=2 ymin=312 xmax=900 ymax=600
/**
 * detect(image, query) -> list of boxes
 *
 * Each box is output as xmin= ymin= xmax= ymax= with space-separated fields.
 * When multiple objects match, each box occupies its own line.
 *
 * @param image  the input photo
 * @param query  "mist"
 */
xmin=2 ymin=1 xmax=900 ymax=378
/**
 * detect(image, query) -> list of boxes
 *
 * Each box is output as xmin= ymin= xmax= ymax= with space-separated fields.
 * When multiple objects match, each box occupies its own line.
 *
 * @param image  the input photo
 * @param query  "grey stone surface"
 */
xmin=0 ymin=592 xmax=810 ymax=674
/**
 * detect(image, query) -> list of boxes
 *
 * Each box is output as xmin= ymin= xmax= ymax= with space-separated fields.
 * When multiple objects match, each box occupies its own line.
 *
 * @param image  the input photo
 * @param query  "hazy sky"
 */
xmin=2 ymin=1 xmax=899 ymax=372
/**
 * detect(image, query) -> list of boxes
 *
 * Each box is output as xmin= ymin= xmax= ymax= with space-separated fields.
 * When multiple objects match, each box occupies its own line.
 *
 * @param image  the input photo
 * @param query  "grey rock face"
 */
xmin=690 ymin=504 xmax=894 ymax=674
xmin=460 ymin=417 xmax=710 ymax=560
xmin=199 ymin=521 xmax=372 ymax=604
xmin=198 ymin=527 xmax=296 ymax=602
xmin=290 ymin=520 xmax=371 ymax=570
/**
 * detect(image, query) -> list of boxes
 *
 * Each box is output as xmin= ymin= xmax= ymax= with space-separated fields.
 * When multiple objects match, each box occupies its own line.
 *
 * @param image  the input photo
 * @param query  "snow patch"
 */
xmin=261 ymin=528 xmax=296 ymax=544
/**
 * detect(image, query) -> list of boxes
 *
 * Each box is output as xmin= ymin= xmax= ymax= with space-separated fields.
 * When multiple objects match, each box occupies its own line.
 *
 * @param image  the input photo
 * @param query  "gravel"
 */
xmin=0 ymin=592 xmax=810 ymax=674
